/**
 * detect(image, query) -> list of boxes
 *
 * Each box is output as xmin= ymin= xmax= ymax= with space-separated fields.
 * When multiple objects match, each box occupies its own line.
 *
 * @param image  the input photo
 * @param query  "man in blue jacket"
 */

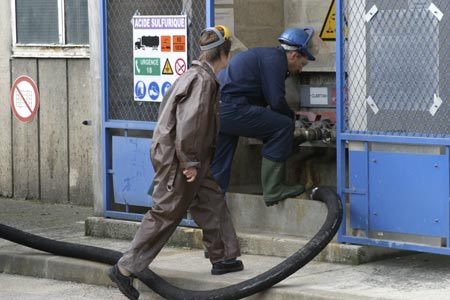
xmin=211 ymin=27 xmax=316 ymax=206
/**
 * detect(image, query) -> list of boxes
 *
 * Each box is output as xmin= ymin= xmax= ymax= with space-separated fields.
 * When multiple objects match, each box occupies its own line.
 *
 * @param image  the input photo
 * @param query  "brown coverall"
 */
xmin=118 ymin=60 xmax=241 ymax=274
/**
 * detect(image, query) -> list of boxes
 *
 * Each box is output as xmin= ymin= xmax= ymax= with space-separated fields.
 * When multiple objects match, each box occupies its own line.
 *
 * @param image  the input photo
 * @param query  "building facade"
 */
xmin=0 ymin=0 xmax=336 ymax=211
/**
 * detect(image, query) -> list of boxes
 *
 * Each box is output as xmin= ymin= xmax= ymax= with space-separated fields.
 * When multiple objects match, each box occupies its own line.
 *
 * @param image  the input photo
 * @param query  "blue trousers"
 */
xmin=211 ymin=102 xmax=294 ymax=192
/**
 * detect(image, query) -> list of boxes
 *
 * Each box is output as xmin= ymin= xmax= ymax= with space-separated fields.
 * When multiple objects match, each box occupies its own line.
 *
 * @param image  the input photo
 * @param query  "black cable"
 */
xmin=0 ymin=186 xmax=342 ymax=300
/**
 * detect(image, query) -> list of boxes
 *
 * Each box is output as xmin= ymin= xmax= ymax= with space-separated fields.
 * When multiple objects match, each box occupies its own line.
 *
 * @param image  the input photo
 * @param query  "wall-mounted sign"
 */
xmin=133 ymin=15 xmax=187 ymax=102
xmin=10 ymin=75 xmax=40 ymax=123
xmin=320 ymin=0 xmax=348 ymax=41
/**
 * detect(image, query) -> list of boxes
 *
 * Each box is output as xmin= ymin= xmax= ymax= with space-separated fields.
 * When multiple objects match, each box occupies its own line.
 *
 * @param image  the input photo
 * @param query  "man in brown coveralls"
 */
xmin=107 ymin=25 xmax=243 ymax=300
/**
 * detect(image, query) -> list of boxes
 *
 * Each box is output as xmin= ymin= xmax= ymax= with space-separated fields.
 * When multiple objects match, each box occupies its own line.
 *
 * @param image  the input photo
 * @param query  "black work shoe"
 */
xmin=211 ymin=259 xmax=244 ymax=275
xmin=204 ymin=248 xmax=209 ymax=259
xmin=107 ymin=264 xmax=140 ymax=300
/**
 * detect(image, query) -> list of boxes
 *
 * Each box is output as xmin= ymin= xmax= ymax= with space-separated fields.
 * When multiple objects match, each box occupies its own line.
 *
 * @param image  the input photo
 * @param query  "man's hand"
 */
xmin=183 ymin=167 xmax=197 ymax=182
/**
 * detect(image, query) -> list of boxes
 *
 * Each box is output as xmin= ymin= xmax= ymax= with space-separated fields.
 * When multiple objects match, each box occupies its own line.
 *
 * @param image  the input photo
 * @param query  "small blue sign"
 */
xmin=135 ymin=81 xmax=146 ymax=100
xmin=161 ymin=81 xmax=172 ymax=96
xmin=148 ymin=82 xmax=160 ymax=101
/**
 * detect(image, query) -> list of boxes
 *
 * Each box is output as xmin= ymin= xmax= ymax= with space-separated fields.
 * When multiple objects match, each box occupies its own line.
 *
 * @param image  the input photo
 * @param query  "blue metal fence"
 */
xmin=336 ymin=0 xmax=450 ymax=254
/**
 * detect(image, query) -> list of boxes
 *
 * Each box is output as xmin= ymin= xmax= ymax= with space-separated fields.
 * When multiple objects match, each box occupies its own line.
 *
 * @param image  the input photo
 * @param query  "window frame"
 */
xmin=11 ymin=0 xmax=90 ymax=58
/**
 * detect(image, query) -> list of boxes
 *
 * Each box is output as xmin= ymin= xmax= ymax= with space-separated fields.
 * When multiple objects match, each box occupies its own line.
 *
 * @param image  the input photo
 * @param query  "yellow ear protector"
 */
xmin=199 ymin=25 xmax=231 ymax=51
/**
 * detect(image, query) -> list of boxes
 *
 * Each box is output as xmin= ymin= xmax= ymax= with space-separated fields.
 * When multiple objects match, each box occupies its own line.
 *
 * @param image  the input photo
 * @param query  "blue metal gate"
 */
xmin=336 ymin=0 xmax=450 ymax=254
xmin=100 ymin=0 xmax=214 ymax=225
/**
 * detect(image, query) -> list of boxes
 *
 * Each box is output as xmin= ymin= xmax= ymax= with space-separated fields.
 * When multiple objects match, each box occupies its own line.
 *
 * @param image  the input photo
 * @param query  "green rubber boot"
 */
xmin=261 ymin=157 xmax=305 ymax=206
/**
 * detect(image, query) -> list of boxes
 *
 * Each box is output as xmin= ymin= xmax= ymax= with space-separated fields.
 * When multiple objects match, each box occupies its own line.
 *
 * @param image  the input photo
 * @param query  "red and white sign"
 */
xmin=10 ymin=76 xmax=39 ymax=123
xmin=175 ymin=58 xmax=186 ymax=76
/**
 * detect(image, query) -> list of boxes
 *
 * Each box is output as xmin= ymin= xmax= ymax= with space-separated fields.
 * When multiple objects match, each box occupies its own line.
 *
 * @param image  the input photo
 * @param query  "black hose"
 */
xmin=0 ymin=186 xmax=342 ymax=300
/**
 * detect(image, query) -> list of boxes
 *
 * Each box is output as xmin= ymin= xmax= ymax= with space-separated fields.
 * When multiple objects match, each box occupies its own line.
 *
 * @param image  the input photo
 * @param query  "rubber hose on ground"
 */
xmin=0 ymin=186 xmax=342 ymax=300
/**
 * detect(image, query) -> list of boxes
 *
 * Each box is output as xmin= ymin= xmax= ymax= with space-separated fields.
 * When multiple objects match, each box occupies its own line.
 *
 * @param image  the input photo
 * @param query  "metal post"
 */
xmin=335 ymin=0 xmax=346 ymax=239
xmin=206 ymin=0 xmax=214 ymax=27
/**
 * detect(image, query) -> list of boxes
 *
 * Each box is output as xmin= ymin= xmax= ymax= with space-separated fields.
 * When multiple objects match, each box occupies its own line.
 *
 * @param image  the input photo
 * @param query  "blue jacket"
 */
xmin=217 ymin=47 xmax=294 ymax=119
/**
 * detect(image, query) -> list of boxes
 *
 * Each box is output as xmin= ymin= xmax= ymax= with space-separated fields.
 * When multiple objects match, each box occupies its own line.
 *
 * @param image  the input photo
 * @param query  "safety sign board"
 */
xmin=10 ymin=75 xmax=40 ymax=123
xmin=320 ymin=0 xmax=348 ymax=41
xmin=133 ymin=15 xmax=187 ymax=102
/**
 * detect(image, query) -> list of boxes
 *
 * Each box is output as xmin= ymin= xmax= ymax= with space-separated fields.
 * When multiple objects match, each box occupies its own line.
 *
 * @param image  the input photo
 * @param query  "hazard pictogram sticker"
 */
xmin=162 ymin=58 xmax=174 ymax=75
xmin=161 ymin=35 xmax=171 ymax=52
xmin=10 ymin=75 xmax=40 ymax=123
xmin=320 ymin=0 xmax=348 ymax=41
xmin=175 ymin=58 xmax=186 ymax=75
xmin=173 ymin=35 xmax=186 ymax=52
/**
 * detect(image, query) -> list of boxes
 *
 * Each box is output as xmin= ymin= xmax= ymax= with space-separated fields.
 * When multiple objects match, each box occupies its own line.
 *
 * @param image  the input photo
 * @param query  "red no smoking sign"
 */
xmin=175 ymin=58 xmax=186 ymax=75
xmin=10 ymin=76 xmax=40 ymax=123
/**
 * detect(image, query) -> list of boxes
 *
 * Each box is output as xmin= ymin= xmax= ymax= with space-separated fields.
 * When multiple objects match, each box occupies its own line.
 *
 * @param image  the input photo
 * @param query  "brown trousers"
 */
xmin=118 ymin=170 xmax=241 ymax=274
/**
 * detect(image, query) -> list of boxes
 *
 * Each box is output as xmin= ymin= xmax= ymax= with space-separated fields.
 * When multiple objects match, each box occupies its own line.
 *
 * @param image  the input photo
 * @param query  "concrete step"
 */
xmin=86 ymin=190 xmax=406 ymax=265
xmin=226 ymin=191 xmax=329 ymax=239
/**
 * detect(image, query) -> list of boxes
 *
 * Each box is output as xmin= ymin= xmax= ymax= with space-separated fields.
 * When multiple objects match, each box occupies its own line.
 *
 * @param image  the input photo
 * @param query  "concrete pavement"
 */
xmin=1 ymin=273 xmax=124 ymax=300
xmin=2 ymin=197 xmax=450 ymax=300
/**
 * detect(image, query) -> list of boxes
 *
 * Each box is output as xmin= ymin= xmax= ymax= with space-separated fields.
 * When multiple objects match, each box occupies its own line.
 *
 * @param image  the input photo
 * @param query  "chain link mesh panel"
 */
xmin=107 ymin=0 xmax=207 ymax=121
xmin=344 ymin=0 xmax=449 ymax=137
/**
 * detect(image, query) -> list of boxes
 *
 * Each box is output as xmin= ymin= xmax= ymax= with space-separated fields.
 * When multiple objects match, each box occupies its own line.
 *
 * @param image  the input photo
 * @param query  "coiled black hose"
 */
xmin=0 ymin=186 xmax=342 ymax=300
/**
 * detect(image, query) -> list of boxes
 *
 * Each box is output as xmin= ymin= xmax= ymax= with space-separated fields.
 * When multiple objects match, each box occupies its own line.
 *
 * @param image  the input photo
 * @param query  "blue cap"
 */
xmin=278 ymin=27 xmax=315 ymax=61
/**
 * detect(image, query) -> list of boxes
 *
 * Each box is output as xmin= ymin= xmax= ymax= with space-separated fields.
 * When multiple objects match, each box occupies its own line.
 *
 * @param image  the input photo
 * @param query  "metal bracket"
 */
xmin=130 ymin=9 xmax=141 ymax=25
xmin=365 ymin=5 xmax=378 ymax=23
xmin=366 ymin=96 xmax=379 ymax=115
xmin=429 ymin=93 xmax=442 ymax=116
xmin=429 ymin=3 xmax=443 ymax=21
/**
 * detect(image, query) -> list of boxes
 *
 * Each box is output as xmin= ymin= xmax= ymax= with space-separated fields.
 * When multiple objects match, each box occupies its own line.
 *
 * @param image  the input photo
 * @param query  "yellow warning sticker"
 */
xmin=162 ymin=58 xmax=174 ymax=75
xmin=320 ymin=0 xmax=348 ymax=41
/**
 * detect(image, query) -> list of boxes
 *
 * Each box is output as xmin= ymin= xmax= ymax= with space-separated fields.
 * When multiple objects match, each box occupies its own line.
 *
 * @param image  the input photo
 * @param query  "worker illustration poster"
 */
xmin=133 ymin=15 xmax=187 ymax=102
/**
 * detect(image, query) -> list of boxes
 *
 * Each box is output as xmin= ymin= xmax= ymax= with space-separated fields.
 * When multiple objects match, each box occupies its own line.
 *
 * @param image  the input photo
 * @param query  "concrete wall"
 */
xmin=221 ymin=0 xmax=336 ymax=72
xmin=0 ymin=1 xmax=12 ymax=197
xmin=0 ymin=2 xmax=93 ymax=205
xmin=88 ymin=0 xmax=103 ymax=215
xmin=233 ymin=0 xmax=285 ymax=48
